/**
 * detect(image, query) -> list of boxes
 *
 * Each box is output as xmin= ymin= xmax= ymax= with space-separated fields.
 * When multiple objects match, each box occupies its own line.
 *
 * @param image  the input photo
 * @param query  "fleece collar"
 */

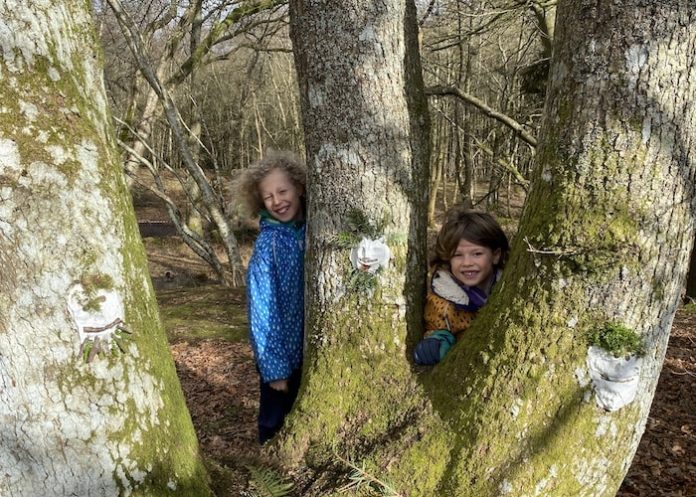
xmin=430 ymin=267 xmax=501 ymax=312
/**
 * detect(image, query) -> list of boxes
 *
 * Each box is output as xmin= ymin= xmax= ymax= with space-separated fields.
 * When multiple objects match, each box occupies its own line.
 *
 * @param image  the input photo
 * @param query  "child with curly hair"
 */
xmin=237 ymin=151 xmax=306 ymax=443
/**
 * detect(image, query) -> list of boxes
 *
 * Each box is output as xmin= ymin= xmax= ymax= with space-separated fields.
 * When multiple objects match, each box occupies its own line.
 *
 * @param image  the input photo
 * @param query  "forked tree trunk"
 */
xmin=0 ymin=2 xmax=211 ymax=495
xmin=281 ymin=1 xmax=696 ymax=496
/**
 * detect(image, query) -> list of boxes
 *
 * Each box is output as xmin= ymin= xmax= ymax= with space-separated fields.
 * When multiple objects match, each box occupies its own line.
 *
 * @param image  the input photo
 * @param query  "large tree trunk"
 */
xmin=281 ymin=1 xmax=696 ymax=496
xmin=424 ymin=2 xmax=696 ymax=494
xmin=0 ymin=2 xmax=211 ymax=495
xmin=280 ymin=0 xmax=430 ymax=467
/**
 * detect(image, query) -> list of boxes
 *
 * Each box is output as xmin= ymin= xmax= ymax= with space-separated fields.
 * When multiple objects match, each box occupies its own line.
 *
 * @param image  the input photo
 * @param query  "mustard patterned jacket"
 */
xmin=424 ymin=268 xmax=501 ymax=340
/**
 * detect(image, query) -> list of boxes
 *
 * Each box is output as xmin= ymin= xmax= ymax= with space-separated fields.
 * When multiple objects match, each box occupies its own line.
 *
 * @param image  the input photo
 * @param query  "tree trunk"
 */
xmin=426 ymin=4 xmax=696 ymax=494
xmin=185 ymin=0 xmax=205 ymax=238
xmin=458 ymin=16 xmax=475 ymax=209
xmin=0 ymin=3 xmax=211 ymax=496
xmin=281 ymin=1 xmax=696 ymax=496
xmin=281 ymin=0 xmax=430 ymax=469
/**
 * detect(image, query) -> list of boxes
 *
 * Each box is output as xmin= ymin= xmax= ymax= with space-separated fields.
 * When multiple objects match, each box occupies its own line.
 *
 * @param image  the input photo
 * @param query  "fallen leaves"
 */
xmin=617 ymin=312 xmax=696 ymax=497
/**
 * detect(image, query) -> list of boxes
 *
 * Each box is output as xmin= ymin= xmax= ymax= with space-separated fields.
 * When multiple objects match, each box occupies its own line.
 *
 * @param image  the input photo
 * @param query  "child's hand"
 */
xmin=414 ymin=330 xmax=456 ymax=365
xmin=269 ymin=379 xmax=289 ymax=392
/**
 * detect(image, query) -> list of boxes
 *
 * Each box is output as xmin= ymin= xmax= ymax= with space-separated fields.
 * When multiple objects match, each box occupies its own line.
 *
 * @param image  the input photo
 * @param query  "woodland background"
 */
xmin=91 ymin=1 xmax=694 ymax=495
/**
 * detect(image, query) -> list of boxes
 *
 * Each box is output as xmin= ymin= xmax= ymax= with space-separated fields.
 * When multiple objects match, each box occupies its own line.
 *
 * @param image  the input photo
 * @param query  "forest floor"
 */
xmin=133 ymin=180 xmax=695 ymax=496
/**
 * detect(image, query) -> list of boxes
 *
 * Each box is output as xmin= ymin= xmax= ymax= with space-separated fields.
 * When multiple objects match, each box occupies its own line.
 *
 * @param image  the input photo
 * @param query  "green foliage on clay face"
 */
xmin=78 ymin=273 xmax=115 ymax=311
xmin=333 ymin=208 xmax=393 ymax=249
xmin=346 ymin=268 xmax=379 ymax=293
xmin=81 ymin=294 xmax=106 ymax=312
xmin=81 ymin=272 xmax=114 ymax=290
xmin=333 ymin=208 xmax=399 ymax=293
xmin=589 ymin=322 xmax=644 ymax=357
xmin=346 ymin=208 xmax=389 ymax=239
xmin=334 ymin=231 xmax=362 ymax=249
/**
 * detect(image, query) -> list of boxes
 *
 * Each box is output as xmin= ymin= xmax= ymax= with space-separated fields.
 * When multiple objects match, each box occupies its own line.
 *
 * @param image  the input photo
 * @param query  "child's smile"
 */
xmin=259 ymin=168 xmax=304 ymax=223
xmin=449 ymin=239 xmax=501 ymax=292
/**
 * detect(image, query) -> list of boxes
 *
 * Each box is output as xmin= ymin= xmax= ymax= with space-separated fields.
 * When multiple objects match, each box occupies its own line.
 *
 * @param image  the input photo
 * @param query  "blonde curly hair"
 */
xmin=235 ymin=150 xmax=307 ymax=217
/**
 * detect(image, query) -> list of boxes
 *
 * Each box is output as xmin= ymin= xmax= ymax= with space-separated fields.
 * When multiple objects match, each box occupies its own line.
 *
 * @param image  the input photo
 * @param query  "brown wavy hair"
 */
xmin=235 ymin=150 xmax=307 ymax=217
xmin=432 ymin=206 xmax=509 ymax=269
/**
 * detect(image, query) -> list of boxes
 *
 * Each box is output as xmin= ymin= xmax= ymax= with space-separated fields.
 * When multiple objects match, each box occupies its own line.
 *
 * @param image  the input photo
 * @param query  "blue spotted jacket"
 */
xmin=246 ymin=214 xmax=305 ymax=383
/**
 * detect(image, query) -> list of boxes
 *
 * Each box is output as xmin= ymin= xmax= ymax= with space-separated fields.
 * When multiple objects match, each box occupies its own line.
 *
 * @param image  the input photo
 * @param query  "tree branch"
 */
xmin=425 ymin=85 xmax=538 ymax=147
xmin=167 ymin=0 xmax=287 ymax=86
xmin=107 ymin=0 xmax=245 ymax=285
xmin=117 ymin=137 xmax=228 ymax=282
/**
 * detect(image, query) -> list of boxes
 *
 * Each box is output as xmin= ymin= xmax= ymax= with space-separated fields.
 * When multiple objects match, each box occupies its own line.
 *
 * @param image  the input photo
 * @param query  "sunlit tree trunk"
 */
xmin=427 ymin=3 xmax=696 ymax=494
xmin=0 ymin=2 xmax=211 ymax=495
xmin=280 ymin=1 xmax=696 ymax=496
xmin=280 ymin=0 xmax=430 ymax=470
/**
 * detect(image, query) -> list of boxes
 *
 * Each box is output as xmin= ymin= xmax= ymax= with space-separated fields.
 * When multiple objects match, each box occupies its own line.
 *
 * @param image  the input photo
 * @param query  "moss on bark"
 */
xmin=0 ymin=2 xmax=212 ymax=494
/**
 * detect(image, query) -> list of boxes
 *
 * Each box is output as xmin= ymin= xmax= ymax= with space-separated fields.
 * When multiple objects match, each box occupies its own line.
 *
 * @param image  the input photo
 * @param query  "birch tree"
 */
xmin=0 ymin=1 xmax=211 ymax=495
xmin=278 ymin=1 xmax=696 ymax=496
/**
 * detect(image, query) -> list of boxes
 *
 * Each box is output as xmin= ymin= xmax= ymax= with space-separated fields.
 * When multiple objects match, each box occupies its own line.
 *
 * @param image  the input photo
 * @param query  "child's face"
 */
xmin=449 ymin=238 xmax=501 ymax=290
xmin=259 ymin=168 xmax=304 ymax=223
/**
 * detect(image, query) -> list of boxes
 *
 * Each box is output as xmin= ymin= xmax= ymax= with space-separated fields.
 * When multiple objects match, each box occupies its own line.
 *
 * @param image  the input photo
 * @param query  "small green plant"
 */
xmin=682 ymin=299 xmax=696 ymax=314
xmin=334 ymin=231 xmax=362 ymax=249
xmin=245 ymin=464 xmax=294 ymax=497
xmin=346 ymin=208 xmax=388 ymax=239
xmin=335 ymin=208 xmax=392 ymax=293
xmin=347 ymin=268 xmax=379 ymax=293
xmin=589 ymin=322 xmax=645 ymax=358
xmin=79 ymin=273 xmax=114 ymax=311
xmin=335 ymin=454 xmax=403 ymax=497
xmin=333 ymin=208 xmax=391 ymax=249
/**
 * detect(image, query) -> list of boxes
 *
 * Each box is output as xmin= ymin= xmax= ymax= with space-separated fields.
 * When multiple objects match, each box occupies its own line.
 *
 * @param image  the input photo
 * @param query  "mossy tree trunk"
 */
xmin=281 ymin=1 xmax=696 ymax=496
xmin=0 ymin=2 xmax=211 ymax=496
xmin=280 ymin=0 xmax=430 ymax=471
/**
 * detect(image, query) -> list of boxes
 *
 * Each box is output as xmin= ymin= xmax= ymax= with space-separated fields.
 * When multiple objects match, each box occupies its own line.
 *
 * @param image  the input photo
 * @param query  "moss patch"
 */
xmin=589 ymin=321 xmax=645 ymax=357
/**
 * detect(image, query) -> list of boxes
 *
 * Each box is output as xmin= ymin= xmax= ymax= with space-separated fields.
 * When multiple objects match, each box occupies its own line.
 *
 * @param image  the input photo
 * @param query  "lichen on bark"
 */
xmin=0 ymin=1 xmax=211 ymax=495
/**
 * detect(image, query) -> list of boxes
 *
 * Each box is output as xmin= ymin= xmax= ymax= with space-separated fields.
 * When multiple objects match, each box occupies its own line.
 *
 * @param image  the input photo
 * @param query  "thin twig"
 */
xmin=83 ymin=318 xmax=123 ymax=333
xmin=668 ymin=368 xmax=696 ymax=378
xmin=524 ymin=237 xmax=579 ymax=256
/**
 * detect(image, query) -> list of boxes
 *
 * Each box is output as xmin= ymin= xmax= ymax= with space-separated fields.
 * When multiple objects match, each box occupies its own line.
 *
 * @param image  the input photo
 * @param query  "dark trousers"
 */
xmin=258 ymin=367 xmax=302 ymax=444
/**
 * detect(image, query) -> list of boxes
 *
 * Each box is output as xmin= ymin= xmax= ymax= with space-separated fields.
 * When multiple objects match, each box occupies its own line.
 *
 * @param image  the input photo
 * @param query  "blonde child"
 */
xmin=237 ymin=151 xmax=306 ymax=443
xmin=414 ymin=207 xmax=509 ymax=365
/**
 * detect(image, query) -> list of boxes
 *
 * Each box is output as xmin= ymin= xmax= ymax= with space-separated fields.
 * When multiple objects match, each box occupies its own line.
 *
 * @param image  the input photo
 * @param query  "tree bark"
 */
xmin=427 ymin=3 xmax=696 ymax=494
xmin=281 ymin=1 xmax=696 ymax=496
xmin=281 ymin=0 xmax=430 ymax=471
xmin=0 ymin=2 xmax=211 ymax=495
